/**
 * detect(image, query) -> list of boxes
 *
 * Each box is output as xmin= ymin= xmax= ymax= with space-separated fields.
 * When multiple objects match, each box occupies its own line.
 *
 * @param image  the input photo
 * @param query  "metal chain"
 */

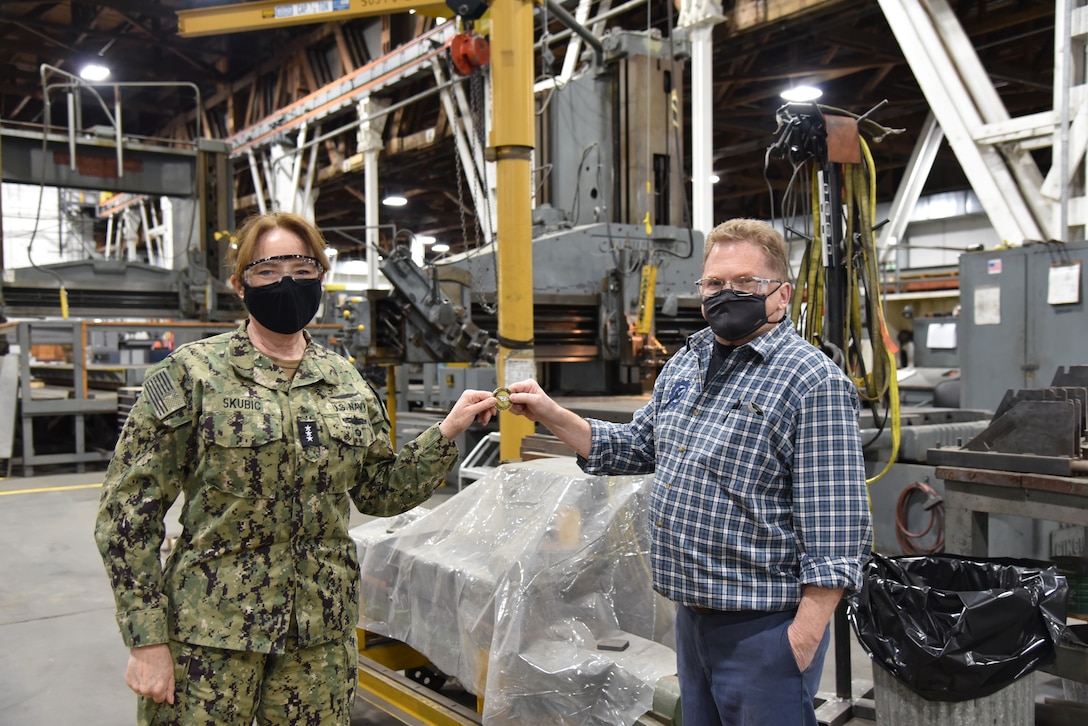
xmin=470 ymin=68 xmax=497 ymax=313
xmin=455 ymin=106 xmax=469 ymax=252
xmin=452 ymin=63 xmax=495 ymax=313
xmin=470 ymin=70 xmax=486 ymax=250
xmin=452 ymin=17 xmax=470 ymax=257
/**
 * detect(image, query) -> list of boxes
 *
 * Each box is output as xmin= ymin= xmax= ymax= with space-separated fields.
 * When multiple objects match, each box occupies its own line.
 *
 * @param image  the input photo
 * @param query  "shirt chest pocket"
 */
xmin=201 ymin=411 xmax=284 ymax=499
xmin=699 ymin=408 xmax=782 ymax=485
xmin=321 ymin=412 xmax=375 ymax=470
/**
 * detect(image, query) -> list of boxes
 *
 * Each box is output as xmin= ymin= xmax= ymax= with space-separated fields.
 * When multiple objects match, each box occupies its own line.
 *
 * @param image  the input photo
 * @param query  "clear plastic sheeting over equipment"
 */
xmin=350 ymin=458 xmax=677 ymax=725
xmin=848 ymin=552 xmax=1068 ymax=702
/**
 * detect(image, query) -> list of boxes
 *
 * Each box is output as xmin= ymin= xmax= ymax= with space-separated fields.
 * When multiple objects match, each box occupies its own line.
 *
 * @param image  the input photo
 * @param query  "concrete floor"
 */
xmin=0 ymin=465 xmax=891 ymax=726
xmin=0 ymin=464 xmax=886 ymax=725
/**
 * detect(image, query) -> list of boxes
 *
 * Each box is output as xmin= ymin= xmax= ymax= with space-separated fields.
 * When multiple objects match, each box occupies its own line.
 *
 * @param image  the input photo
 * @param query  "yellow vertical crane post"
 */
xmin=488 ymin=0 xmax=536 ymax=462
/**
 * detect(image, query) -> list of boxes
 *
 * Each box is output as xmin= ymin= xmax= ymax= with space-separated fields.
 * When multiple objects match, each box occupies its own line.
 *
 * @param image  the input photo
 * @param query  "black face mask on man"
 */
xmin=702 ymin=289 xmax=776 ymax=342
xmin=242 ymin=276 xmax=323 ymax=335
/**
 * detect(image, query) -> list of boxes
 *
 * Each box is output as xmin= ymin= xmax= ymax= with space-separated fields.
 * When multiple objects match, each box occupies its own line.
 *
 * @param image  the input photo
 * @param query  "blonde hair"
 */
xmin=228 ymin=212 xmax=331 ymax=280
xmin=703 ymin=218 xmax=790 ymax=282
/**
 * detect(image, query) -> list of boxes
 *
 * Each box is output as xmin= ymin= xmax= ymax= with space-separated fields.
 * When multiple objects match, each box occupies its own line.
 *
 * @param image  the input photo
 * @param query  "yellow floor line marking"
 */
xmin=0 ymin=483 xmax=103 ymax=496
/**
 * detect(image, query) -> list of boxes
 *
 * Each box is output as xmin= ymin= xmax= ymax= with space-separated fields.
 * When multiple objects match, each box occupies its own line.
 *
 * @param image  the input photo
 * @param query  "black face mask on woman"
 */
xmin=242 ymin=276 xmax=323 ymax=335
xmin=702 ymin=289 xmax=776 ymax=342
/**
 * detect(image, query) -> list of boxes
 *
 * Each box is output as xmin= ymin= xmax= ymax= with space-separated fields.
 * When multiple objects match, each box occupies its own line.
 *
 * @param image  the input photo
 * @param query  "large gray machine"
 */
xmin=958 ymin=240 xmax=1088 ymax=411
xmin=340 ymin=30 xmax=706 ymax=393
xmin=1 ymin=31 xmax=705 ymax=399
xmin=0 ymin=132 xmax=236 ymax=321
xmin=437 ymin=30 xmax=706 ymax=394
xmin=867 ymin=239 xmax=1088 ymax=559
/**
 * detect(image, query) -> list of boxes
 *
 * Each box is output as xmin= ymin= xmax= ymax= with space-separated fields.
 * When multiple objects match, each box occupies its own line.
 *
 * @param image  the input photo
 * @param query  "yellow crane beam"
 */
xmin=177 ymin=0 xmax=450 ymax=38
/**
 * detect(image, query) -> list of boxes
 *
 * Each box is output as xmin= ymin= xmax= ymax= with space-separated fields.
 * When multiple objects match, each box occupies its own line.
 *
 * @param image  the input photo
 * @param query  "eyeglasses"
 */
xmin=694 ymin=276 xmax=783 ymax=297
xmin=243 ymin=255 xmax=323 ymax=287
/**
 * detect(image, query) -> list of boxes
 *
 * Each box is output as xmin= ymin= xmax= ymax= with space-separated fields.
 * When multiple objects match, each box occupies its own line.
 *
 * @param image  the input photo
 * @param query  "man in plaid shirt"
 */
xmin=507 ymin=218 xmax=873 ymax=725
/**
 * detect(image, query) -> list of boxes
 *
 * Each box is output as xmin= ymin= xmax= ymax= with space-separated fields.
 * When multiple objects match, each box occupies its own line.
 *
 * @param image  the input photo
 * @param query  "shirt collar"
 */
xmin=746 ymin=318 xmax=792 ymax=360
xmin=687 ymin=318 xmax=792 ymax=363
xmin=229 ymin=322 xmax=339 ymax=387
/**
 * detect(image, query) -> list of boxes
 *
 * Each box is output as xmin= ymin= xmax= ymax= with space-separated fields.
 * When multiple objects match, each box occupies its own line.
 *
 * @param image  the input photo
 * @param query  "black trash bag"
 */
xmin=847 ymin=552 xmax=1068 ymax=702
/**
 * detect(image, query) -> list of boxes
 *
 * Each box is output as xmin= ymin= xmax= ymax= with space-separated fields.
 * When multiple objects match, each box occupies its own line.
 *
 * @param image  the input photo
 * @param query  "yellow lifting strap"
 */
xmin=789 ymin=132 xmax=901 ymax=485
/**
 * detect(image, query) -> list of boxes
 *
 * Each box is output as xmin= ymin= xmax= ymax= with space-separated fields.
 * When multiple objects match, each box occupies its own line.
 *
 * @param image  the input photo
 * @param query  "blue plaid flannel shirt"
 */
xmin=580 ymin=321 xmax=873 ymax=612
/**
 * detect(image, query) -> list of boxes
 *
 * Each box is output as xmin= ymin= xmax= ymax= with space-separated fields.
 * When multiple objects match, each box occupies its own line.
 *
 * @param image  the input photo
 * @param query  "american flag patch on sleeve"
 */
xmin=143 ymin=369 xmax=186 ymax=419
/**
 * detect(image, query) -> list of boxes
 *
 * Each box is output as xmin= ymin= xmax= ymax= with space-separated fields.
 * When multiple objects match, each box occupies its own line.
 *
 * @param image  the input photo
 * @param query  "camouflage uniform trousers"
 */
xmin=137 ymin=631 xmax=357 ymax=726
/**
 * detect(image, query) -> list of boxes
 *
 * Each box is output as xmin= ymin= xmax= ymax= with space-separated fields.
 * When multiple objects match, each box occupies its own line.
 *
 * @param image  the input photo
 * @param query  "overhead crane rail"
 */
xmin=177 ymin=0 xmax=452 ymax=38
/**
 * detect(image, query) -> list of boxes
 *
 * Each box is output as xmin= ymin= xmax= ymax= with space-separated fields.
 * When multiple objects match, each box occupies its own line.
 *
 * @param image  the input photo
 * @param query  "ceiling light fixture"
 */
xmin=416 ymin=235 xmax=437 ymax=245
xmin=431 ymin=243 xmax=450 ymax=253
xmin=80 ymin=63 xmax=110 ymax=82
xmin=709 ymin=174 xmax=720 ymax=184
xmin=382 ymin=194 xmax=407 ymax=207
xmin=780 ymin=84 xmax=822 ymax=103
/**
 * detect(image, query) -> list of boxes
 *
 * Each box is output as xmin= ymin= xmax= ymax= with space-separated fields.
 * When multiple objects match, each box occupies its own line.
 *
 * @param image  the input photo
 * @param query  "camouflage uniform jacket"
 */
xmin=95 ymin=323 xmax=458 ymax=654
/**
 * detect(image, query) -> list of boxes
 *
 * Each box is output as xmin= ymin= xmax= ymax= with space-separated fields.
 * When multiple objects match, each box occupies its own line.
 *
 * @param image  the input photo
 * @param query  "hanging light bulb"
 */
xmin=780 ymin=84 xmax=822 ymax=103
xmin=80 ymin=63 xmax=110 ymax=81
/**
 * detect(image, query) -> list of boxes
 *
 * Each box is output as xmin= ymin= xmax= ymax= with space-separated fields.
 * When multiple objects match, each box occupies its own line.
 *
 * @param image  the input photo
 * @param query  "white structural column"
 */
xmin=246 ymin=149 xmax=267 ymax=214
xmin=923 ymin=0 xmax=1050 ymax=233
xmin=358 ymin=97 xmax=389 ymax=286
xmin=246 ymin=131 xmax=319 ymax=219
xmin=269 ymin=142 xmax=300 ymax=214
xmin=560 ymin=0 xmax=596 ymax=82
xmin=877 ymin=0 xmax=1046 ymax=244
xmin=879 ymin=113 xmax=944 ymax=251
xmin=1048 ymin=0 xmax=1088 ymax=240
xmin=678 ymin=0 xmax=724 ymax=235
xmin=287 ymin=122 xmax=308 ymax=214
xmin=165 ymin=198 xmax=198 ymax=273
xmin=689 ymin=25 xmax=716 ymax=234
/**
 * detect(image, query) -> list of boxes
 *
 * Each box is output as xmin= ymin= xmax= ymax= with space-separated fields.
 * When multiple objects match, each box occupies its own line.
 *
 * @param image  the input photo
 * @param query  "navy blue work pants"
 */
xmin=674 ymin=605 xmax=830 ymax=725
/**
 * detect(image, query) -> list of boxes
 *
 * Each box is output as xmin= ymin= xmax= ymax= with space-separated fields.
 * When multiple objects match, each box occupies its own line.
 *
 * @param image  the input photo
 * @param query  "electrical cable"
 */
xmin=770 ymin=103 xmax=903 ymax=484
xmin=865 ymin=346 xmax=900 ymax=486
xmin=895 ymin=480 xmax=945 ymax=555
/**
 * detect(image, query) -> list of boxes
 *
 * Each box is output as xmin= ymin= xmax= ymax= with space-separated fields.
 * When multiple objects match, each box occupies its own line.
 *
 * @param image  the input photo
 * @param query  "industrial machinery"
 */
xmin=929 ymin=365 xmax=1088 ymax=476
xmin=351 ymin=457 xmax=681 ymax=725
xmin=426 ymin=28 xmax=706 ymax=394
xmin=338 ymin=245 xmax=499 ymax=366
xmin=866 ymin=240 xmax=1088 ymax=557
xmin=1 ymin=30 xmax=703 ymax=393
xmin=0 ymin=60 xmax=236 ymax=322
xmin=921 ymin=369 xmax=1088 ymax=704
xmin=322 ymin=26 xmax=708 ymax=400
xmin=10 ymin=2 xmax=1087 ymax=722
xmin=334 ymin=17 xmax=704 ymax=725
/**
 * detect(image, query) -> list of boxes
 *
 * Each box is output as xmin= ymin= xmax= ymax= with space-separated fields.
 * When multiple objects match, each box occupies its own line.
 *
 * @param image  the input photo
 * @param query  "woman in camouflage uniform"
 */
xmin=95 ymin=211 xmax=498 ymax=725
